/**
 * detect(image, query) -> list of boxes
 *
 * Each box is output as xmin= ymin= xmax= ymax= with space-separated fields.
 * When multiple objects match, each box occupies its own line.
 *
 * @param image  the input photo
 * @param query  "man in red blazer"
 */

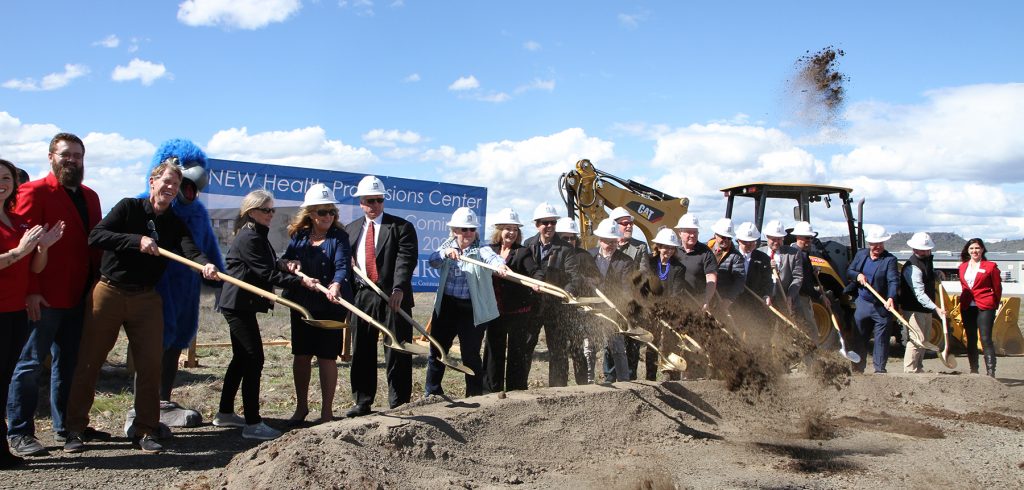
xmin=6 ymin=133 xmax=106 ymax=457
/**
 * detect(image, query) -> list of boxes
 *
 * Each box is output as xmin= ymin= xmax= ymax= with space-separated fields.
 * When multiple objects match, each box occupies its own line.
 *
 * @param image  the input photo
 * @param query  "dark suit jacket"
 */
xmin=219 ymin=221 xmax=302 ymax=312
xmin=345 ymin=213 xmax=418 ymax=309
xmin=743 ymin=249 xmax=772 ymax=300
xmin=846 ymin=248 xmax=899 ymax=306
xmin=588 ymin=248 xmax=636 ymax=303
xmin=522 ymin=234 xmax=577 ymax=289
xmin=488 ymin=242 xmax=538 ymax=313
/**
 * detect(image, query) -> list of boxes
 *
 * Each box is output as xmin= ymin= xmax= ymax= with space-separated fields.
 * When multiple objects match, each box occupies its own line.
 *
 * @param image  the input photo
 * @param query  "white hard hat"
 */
xmin=652 ymin=227 xmax=681 ymax=247
xmin=790 ymin=221 xmax=817 ymax=237
xmin=865 ymin=225 xmax=892 ymax=243
xmin=302 ymin=183 xmax=337 ymax=208
xmin=354 ymin=175 xmax=386 ymax=197
xmin=763 ymin=219 xmax=787 ymax=238
xmin=555 ymin=217 xmax=580 ymax=235
xmin=735 ymin=222 xmax=760 ymax=242
xmin=711 ymin=218 xmax=735 ymax=238
xmin=674 ymin=213 xmax=699 ymax=230
xmin=447 ymin=207 xmax=480 ymax=228
xmin=906 ymin=231 xmax=935 ymax=251
xmin=608 ymin=206 xmax=633 ymax=222
xmin=491 ymin=208 xmax=523 ymax=226
xmin=532 ymin=202 xmax=560 ymax=221
xmin=593 ymin=218 xmax=622 ymax=239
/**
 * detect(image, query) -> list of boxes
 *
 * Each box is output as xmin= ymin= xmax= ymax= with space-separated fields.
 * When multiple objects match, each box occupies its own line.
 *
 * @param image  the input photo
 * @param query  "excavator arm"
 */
xmin=559 ymin=159 xmax=690 ymax=249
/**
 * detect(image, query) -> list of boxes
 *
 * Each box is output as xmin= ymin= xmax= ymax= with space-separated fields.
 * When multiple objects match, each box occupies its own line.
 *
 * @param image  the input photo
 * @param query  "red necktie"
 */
xmin=365 ymin=220 xmax=379 ymax=282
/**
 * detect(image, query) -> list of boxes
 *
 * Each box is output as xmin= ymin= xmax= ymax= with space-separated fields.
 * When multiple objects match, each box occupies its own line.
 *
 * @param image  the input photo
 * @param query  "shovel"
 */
xmin=936 ymin=283 xmax=957 ymax=369
xmin=351 ymin=265 xmax=473 ymax=375
xmin=593 ymin=288 xmax=686 ymax=372
xmin=862 ymin=282 xmax=940 ymax=352
xmin=296 ymin=271 xmax=429 ymax=356
xmin=811 ymin=273 xmax=861 ymax=363
xmin=159 ymin=248 xmax=347 ymax=330
xmin=458 ymin=255 xmax=599 ymax=305
xmin=744 ymin=286 xmax=812 ymax=342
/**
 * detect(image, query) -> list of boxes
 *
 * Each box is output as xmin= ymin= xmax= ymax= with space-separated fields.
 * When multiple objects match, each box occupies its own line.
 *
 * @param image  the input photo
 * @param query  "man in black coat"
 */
xmin=344 ymin=176 xmax=418 ymax=416
xmin=521 ymin=203 xmax=579 ymax=387
xmin=734 ymin=222 xmax=773 ymax=312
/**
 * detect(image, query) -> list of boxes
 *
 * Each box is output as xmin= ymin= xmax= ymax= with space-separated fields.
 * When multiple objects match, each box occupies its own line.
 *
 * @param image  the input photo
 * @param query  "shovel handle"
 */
xmin=296 ymin=270 xmax=395 ymax=342
xmin=352 ymin=265 xmax=433 ymax=340
xmin=458 ymin=254 xmax=574 ymax=301
xmin=159 ymin=247 xmax=315 ymax=318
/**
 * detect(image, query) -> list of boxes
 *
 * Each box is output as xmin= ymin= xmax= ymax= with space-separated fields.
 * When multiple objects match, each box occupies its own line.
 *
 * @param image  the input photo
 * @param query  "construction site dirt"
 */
xmin=4 ymin=289 xmax=1022 ymax=489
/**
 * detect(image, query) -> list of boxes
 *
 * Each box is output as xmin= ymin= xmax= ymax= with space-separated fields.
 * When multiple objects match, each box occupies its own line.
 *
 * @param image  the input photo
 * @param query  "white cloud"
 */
xmin=514 ymin=78 xmax=555 ymax=94
xmin=448 ymin=75 xmax=480 ymax=91
xmin=831 ymin=83 xmax=1024 ymax=183
xmin=523 ymin=40 xmax=541 ymax=51
xmin=402 ymin=73 xmax=420 ymax=83
xmin=339 ymin=0 xmax=375 ymax=17
xmin=93 ymin=35 xmax=120 ymax=48
xmin=618 ymin=11 xmax=648 ymax=29
xmin=362 ymin=129 xmax=423 ymax=148
xmin=426 ymin=128 xmax=615 ymax=225
xmin=111 ymin=59 xmax=169 ymax=86
xmin=473 ymin=92 xmax=510 ymax=103
xmin=206 ymin=126 xmax=377 ymax=169
xmin=177 ymin=0 xmax=301 ymax=29
xmin=2 ymin=64 xmax=89 ymax=91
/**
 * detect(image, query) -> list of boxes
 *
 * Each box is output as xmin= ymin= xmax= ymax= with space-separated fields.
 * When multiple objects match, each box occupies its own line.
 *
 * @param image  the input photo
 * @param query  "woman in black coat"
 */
xmin=215 ymin=190 xmax=317 ymax=440
xmin=481 ymin=208 xmax=538 ymax=392
xmin=639 ymin=228 xmax=686 ymax=380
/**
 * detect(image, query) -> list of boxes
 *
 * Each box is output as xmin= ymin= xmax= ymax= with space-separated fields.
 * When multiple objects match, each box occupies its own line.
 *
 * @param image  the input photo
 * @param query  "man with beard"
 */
xmin=6 ymin=133 xmax=107 ymax=457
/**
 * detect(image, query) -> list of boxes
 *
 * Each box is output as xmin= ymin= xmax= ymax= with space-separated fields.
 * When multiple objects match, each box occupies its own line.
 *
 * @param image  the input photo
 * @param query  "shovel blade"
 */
xmin=620 ymin=327 xmax=655 ymax=343
xmin=840 ymin=349 xmax=861 ymax=364
xmin=304 ymin=319 xmax=349 ymax=330
xmin=444 ymin=360 xmax=476 ymax=376
xmin=663 ymin=353 xmax=687 ymax=372
xmin=385 ymin=340 xmax=431 ymax=356
xmin=941 ymin=353 xmax=957 ymax=369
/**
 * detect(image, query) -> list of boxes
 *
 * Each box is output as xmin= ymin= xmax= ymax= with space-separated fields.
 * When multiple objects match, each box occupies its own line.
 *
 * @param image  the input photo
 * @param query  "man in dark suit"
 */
xmin=344 ymin=176 xmax=418 ymax=416
xmin=758 ymin=219 xmax=804 ymax=316
xmin=521 ymin=203 xmax=579 ymax=387
xmin=846 ymin=225 xmax=899 ymax=374
xmin=734 ymin=222 xmax=772 ymax=312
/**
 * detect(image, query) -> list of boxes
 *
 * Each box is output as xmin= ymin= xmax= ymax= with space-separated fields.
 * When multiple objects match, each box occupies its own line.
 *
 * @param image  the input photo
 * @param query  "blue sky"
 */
xmin=2 ymin=1 xmax=1022 ymax=241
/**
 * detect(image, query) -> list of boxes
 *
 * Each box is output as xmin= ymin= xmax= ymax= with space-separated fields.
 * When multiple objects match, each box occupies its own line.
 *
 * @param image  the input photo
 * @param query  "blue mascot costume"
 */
xmin=126 ymin=139 xmax=225 ymax=435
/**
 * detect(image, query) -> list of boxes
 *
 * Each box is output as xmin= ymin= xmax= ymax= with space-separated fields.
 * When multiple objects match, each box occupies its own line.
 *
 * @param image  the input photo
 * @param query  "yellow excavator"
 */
xmin=560 ymin=159 xmax=1023 ymax=355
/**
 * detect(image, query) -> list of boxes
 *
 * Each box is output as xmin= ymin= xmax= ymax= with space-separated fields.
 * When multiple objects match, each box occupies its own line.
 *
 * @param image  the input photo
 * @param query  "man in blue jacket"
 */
xmin=846 ymin=226 xmax=899 ymax=374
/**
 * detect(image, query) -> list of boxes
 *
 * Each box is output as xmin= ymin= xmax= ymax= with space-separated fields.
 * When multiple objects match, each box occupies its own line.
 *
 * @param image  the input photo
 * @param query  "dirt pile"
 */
xmin=180 ymin=374 xmax=1022 ymax=489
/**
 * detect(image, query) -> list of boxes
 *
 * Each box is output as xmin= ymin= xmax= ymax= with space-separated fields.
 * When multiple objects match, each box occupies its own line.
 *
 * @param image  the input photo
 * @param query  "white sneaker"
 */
xmin=212 ymin=412 xmax=246 ymax=428
xmin=242 ymin=422 xmax=282 ymax=441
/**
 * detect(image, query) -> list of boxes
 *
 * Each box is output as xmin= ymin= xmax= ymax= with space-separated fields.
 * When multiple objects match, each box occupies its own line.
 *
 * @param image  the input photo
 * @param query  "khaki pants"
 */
xmin=66 ymin=281 xmax=163 ymax=437
xmin=902 ymin=310 xmax=932 ymax=373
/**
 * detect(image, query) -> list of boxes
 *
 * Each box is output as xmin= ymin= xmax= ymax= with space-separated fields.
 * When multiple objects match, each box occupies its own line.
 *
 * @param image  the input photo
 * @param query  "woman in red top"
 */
xmin=0 ymin=159 xmax=63 ymax=468
xmin=958 ymin=238 xmax=1003 ymax=377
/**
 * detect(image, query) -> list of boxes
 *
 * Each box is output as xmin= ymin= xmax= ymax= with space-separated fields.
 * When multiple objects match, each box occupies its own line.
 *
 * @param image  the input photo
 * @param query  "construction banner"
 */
xmin=200 ymin=158 xmax=487 ymax=292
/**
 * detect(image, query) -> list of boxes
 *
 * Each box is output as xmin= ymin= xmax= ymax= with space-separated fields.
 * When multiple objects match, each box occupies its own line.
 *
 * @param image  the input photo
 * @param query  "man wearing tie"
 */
xmin=758 ymin=220 xmax=804 ymax=317
xmin=344 ymin=176 xmax=418 ymax=416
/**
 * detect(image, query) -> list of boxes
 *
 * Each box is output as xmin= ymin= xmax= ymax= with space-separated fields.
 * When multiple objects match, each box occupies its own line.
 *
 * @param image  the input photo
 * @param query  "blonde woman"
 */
xmin=280 ymin=184 xmax=352 ymax=425
xmin=216 ymin=190 xmax=318 ymax=440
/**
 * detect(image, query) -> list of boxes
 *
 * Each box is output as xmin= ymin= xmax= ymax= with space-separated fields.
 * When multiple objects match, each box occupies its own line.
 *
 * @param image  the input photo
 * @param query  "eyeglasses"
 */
xmin=315 ymin=209 xmax=338 ymax=217
xmin=50 ymin=152 xmax=83 ymax=161
xmin=146 ymin=220 xmax=159 ymax=241
xmin=256 ymin=207 xmax=276 ymax=214
xmin=361 ymin=198 xmax=385 ymax=204
xmin=564 ymin=235 xmax=578 ymax=241
xmin=617 ymin=220 xmax=634 ymax=227
xmin=458 ymin=228 xmax=476 ymax=232
xmin=537 ymin=220 xmax=557 ymax=226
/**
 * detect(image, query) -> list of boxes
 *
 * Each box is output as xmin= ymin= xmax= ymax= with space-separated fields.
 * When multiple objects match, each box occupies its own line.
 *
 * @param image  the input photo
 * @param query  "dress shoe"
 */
xmin=345 ymin=405 xmax=371 ymax=418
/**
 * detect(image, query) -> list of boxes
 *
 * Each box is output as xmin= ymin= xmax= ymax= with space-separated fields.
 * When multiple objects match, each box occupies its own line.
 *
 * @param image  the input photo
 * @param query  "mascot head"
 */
xmin=148 ymin=138 xmax=209 ymax=204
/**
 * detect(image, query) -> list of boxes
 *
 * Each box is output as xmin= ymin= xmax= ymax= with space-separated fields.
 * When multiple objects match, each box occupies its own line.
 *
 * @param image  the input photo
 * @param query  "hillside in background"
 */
xmin=820 ymin=232 xmax=1024 ymax=253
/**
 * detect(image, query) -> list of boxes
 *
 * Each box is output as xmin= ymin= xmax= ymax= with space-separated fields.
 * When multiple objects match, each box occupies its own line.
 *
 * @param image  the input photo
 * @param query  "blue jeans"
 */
xmin=853 ymin=297 xmax=890 ymax=373
xmin=6 ymin=305 xmax=84 ymax=437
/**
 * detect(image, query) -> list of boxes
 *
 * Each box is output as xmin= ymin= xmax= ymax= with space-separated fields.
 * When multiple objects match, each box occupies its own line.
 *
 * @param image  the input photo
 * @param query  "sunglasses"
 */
xmin=537 ymin=220 xmax=557 ymax=226
xmin=146 ymin=220 xmax=159 ymax=241
xmin=256 ymin=207 xmax=276 ymax=214
xmin=315 ymin=209 xmax=338 ymax=217
xmin=362 ymin=198 xmax=385 ymax=204
xmin=458 ymin=227 xmax=477 ymax=232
